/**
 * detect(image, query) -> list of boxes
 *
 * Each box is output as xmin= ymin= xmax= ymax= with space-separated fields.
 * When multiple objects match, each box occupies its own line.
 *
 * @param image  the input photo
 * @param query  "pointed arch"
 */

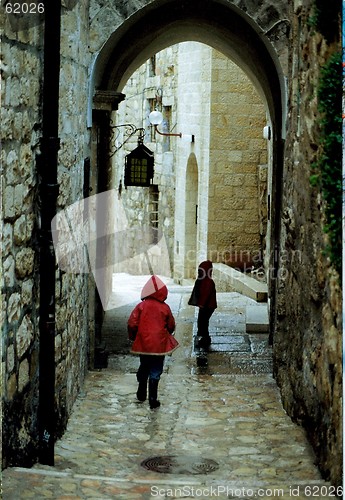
xmin=92 ymin=0 xmax=286 ymax=139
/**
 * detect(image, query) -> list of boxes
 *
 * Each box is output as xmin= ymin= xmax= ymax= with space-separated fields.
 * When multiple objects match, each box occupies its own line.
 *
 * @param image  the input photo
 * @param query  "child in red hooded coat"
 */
xmin=188 ymin=260 xmax=217 ymax=349
xmin=128 ymin=275 xmax=179 ymax=409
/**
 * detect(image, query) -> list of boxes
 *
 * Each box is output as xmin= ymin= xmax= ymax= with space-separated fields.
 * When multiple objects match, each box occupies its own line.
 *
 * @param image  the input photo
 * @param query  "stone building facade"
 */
xmin=1 ymin=0 xmax=342 ymax=487
xmin=111 ymin=45 xmax=180 ymax=276
xmin=114 ymin=42 xmax=267 ymax=280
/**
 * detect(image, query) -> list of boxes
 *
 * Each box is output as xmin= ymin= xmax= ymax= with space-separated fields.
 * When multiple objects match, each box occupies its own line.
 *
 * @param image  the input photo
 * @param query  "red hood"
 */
xmin=141 ymin=275 xmax=168 ymax=302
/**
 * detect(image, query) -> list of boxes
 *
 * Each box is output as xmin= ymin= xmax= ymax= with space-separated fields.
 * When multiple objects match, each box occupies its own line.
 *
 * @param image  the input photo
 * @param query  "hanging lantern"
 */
xmin=124 ymin=142 xmax=154 ymax=187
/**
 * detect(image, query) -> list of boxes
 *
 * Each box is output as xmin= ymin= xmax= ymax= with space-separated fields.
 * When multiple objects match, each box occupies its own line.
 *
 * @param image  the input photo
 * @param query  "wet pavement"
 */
xmin=2 ymin=276 xmax=335 ymax=499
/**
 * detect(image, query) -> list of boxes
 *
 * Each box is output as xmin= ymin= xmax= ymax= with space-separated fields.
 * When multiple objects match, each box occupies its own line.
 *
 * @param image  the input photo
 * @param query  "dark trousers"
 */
xmin=137 ymin=355 xmax=165 ymax=382
xmin=197 ymin=307 xmax=214 ymax=339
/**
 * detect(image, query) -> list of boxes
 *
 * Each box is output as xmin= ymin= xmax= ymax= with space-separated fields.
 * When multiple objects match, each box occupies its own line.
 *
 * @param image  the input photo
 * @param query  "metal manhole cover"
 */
xmin=141 ymin=455 xmax=219 ymax=474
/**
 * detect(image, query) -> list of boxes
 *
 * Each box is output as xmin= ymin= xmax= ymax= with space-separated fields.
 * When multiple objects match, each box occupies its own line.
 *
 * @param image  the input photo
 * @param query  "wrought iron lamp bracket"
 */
xmin=109 ymin=121 xmax=145 ymax=157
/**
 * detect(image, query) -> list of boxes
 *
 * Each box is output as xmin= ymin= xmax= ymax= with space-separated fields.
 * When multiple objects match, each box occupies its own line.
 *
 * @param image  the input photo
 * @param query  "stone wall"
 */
xmin=54 ymin=0 xmax=92 ymax=433
xmin=175 ymin=45 xmax=268 ymax=278
xmin=112 ymin=46 xmax=178 ymax=276
xmin=1 ymin=6 xmax=44 ymax=466
xmin=175 ymin=42 xmax=212 ymax=280
xmin=273 ymin=1 xmax=342 ymax=486
xmin=208 ymin=51 xmax=267 ymax=268
xmin=1 ymin=1 xmax=92 ymax=467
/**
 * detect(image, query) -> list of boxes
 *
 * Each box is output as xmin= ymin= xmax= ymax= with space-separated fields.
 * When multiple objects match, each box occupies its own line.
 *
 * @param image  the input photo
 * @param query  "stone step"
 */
xmin=246 ymin=305 xmax=269 ymax=333
xmin=213 ymin=263 xmax=268 ymax=302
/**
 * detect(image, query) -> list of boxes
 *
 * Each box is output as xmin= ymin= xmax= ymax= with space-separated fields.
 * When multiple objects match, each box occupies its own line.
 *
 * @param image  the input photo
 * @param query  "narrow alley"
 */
xmin=2 ymin=276 xmax=336 ymax=500
xmin=2 ymin=0 xmax=342 ymax=492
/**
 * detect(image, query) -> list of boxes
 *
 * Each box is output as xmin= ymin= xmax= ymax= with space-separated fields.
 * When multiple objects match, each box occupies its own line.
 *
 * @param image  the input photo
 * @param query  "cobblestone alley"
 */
xmin=2 ymin=276 xmax=336 ymax=499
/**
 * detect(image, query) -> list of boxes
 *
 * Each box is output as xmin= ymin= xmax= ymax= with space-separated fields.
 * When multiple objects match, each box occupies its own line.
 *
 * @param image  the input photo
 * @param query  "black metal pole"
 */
xmin=269 ymin=135 xmax=285 ymax=347
xmin=38 ymin=0 xmax=61 ymax=465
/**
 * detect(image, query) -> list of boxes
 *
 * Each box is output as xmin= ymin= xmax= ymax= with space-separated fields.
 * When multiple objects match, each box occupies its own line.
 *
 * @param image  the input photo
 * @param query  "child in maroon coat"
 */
xmin=188 ymin=260 xmax=217 ymax=349
xmin=128 ymin=275 xmax=179 ymax=409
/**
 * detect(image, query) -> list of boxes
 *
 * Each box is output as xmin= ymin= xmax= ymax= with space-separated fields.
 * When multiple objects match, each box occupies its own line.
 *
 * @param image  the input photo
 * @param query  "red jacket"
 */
xmin=128 ymin=275 xmax=179 ymax=355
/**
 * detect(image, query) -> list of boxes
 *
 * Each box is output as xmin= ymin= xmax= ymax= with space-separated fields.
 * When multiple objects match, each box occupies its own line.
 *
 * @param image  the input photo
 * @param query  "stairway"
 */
xmin=213 ymin=263 xmax=268 ymax=302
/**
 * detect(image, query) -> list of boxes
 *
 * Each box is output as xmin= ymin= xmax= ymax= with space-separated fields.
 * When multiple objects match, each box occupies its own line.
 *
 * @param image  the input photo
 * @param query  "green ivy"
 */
xmin=310 ymin=51 xmax=342 ymax=278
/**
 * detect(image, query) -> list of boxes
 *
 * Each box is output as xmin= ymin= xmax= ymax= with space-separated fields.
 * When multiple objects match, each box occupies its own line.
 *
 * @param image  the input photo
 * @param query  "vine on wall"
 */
xmin=310 ymin=51 xmax=342 ymax=278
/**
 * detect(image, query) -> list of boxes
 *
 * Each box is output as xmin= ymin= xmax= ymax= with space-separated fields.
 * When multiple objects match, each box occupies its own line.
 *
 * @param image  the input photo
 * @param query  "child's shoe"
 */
xmin=149 ymin=380 xmax=161 ymax=409
xmin=149 ymin=399 xmax=161 ymax=409
xmin=136 ymin=381 xmax=147 ymax=402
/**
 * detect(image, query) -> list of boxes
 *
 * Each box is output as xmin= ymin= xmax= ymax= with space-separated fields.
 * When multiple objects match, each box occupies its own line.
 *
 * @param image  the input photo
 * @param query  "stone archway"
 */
xmin=91 ymin=0 xmax=288 ymax=121
xmin=90 ymin=0 xmax=288 ymax=156
xmin=90 ymin=0 xmax=287 ymax=318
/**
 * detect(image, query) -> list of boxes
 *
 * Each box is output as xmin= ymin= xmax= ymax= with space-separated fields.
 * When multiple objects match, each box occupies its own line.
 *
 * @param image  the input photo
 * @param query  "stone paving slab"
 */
xmin=210 ymin=343 xmax=251 ymax=353
xmin=2 ymin=371 xmax=333 ymax=499
xmin=3 ymin=467 xmax=337 ymax=500
xmin=2 ymin=281 xmax=335 ymax=499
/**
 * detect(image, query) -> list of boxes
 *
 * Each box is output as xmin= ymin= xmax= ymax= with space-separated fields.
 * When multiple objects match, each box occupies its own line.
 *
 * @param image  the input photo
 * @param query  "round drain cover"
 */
xmin=141 ymin=455 xmax=219 ymax=474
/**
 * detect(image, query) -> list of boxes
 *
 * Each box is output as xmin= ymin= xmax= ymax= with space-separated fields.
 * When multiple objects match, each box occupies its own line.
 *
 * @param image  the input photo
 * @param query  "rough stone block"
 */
xmin=4 ymin=185 xmax=15 ymax=219
xmin=7 ymin=292 xmax=21 ymax=324
xmin=18 ymin=358 xmax=29 ymax=392
xmin=15 ymin=248 xmax=35 ymax=278
xmin=17 ymin=315 xmax=34 ymax=359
